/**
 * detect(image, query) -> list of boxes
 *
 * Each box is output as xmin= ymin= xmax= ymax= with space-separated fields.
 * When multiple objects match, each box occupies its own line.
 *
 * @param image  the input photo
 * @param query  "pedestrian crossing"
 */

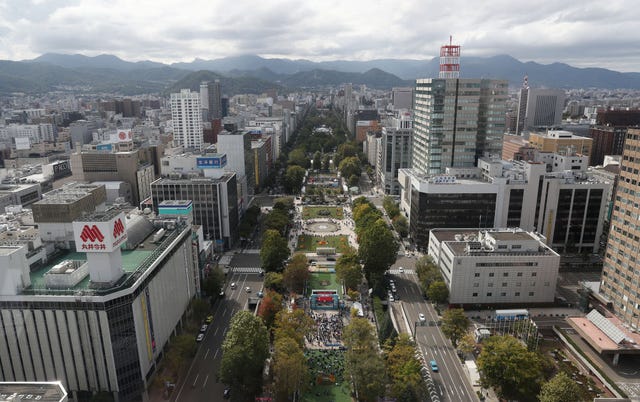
xmin=388 ymin=269 xmax=416 ymax=275
xmin=229 ymin=267 xmax=263 ymax=274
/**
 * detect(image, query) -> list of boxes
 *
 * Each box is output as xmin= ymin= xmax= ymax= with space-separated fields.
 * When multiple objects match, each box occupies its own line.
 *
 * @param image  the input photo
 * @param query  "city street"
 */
xmin=170 ymin=272 xmax=263 ymax=402
xmin=389 ymin=268 xmax=479 ymax=402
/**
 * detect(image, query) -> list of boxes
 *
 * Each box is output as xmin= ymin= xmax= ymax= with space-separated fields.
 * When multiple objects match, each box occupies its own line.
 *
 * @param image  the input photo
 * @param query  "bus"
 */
xmin=495 ymin=309 xmax=529 ymax=321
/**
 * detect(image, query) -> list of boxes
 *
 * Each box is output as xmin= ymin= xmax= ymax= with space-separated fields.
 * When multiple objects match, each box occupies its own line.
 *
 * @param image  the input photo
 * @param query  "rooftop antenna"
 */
xmin=439 ymin=35 xmax=461 ymax=79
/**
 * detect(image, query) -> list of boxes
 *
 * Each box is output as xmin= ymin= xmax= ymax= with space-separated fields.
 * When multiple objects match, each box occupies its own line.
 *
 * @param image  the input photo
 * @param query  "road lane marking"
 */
xmin=214 ymin=348 xmax=219 ymax=359
xmin=202 ymin=375 xmax=209 ymax=389
xmin=204 ymin=348 xmax=210 ymax=359
xmin=214 ymin=327 xmax=219 ymax=336
xmin=192 ymin=373 xmax=199 ymax=388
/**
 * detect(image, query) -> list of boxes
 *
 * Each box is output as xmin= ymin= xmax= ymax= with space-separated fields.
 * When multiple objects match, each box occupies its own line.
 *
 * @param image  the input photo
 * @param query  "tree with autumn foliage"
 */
xmin=257 ymin=289 xmax=283 ymax=329
xmin=282 ymin=254 xmax=311 ymax=294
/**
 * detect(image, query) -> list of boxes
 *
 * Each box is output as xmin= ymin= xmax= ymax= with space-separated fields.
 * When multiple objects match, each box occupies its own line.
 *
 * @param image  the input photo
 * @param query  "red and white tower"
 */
xmin=439 ymin=36 xmax=460 ymax=79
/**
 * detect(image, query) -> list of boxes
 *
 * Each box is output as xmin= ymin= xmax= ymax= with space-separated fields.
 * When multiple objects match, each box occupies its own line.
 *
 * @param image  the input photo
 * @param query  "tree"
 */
xmin=166 ymin=334 xmax=197 ymax=373
xmin=288 ymin=148 xmax=309 ymax=168
xmin=273 ymin=197 xmax=295 ymax=213
xmin=190 ymin=298 xmax=209 ymax=322
xmin=392 ymin=215 xmax=408 ymax=238
xmin=282 ymin=254 xmax=311 ymax=294
xmin=273 ymin=335 xmax=310 ymax=401
xmin=201 ymin=266 xmax=224 ymax=299
xmin=385 ymin=334 xmax=426 ymax=401
xmin=273 ymin=309 xmax=316 ymax=347
xmin=344 ymin=318 xmax=387 ymax=402
xmin=322 ymin=154 xmax=331 ymax=171
xmin=312 ymin=151 xmax=322 ymax=170
xmin=263 ymin=209 xmax=290 ymax=236
xmin=477 ymin=335 xmax=546 ymax=402
xmin=264 ymin=271 xmax=284 ymax=292
xmin=219 ymin=311 xmax=270 ymax=400
xmin=257 ymin=289 xmax=284 ymax=329
xmin=339 ymin=156 xmax=361 ymax=180
xmin=284 ymin=165 xmax=306 ymax=193
xmin=382 ymin=196 xmax=400 ymax=219
xmin=261 ymin=229 xmax=290 ymax=272
xmin=415 ymin=256 xmax=442 ymax=295
xmin=441 ymin=308 xmax=470 ymax=348
xmin=457 ymin=333 xmax=476 ymax=357
xmin=427 ymin=281 xmax=449 ymax=304
xmin=336 ymin=252 xmax=363 ymax=291
xmin=358 ymin=220 xmax=398 ymax=291
xmin=348 ymin=174 xmax=359 ymax=187
xmin=538 ymin=372 xmax=584 ymax=402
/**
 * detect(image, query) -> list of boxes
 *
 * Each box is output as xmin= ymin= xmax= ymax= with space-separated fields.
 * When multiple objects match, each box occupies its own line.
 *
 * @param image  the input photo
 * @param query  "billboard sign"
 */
xmin=96 ymin=143 xmax=113 ymax=151
xmin=196 ymin=155 xmax=227 ymax=169
xmin=73 ymin=212 xmax=128 ymax=253
xmin=432 ymin=175 xmax=456 ymax=184
xmin=117 ymin=129 xmax=133 ymax=142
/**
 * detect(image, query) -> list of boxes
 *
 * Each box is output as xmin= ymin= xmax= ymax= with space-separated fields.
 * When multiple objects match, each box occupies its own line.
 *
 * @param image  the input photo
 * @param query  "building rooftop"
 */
xmin=0 ymin=382 xmax=67 ymax=402
xmin=489 ymin=231 xmax=536 ymax=241
xmin=21 ymin=221 xmax=187 ymax=297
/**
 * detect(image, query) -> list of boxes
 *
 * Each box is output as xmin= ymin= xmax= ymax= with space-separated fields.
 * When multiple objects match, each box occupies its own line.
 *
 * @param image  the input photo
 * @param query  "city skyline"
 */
xmin=0 ymin=0 xmax=639 ymax=72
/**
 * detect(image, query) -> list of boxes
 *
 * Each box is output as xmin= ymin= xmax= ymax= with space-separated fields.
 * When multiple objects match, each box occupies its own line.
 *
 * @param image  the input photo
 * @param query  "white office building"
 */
xmin=376 ymin=113 xmax=413 ymax=195
xmin=428 ymin=228 xmax=560 ymax=306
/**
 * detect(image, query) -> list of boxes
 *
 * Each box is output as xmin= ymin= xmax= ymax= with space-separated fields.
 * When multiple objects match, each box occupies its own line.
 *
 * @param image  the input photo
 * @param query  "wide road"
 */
xmin=391 ymin=269 xmax=478 ymax=402
xmin=171 ymin=272 xmax=264 ymax=402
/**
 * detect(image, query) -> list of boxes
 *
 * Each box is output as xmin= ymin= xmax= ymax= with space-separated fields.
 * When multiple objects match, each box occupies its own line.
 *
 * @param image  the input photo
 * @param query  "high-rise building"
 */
xmin=412 ymin=78 xmax=508 ymax=175
xmin=590 ymin=126 xmax=627 ymax=166
xmin=200 ymin=81 xmax=222 ymax=120
xmin=376 ymin=113 xmax=413 ymax=195
xmin=170 ymin=89 xmax=202 ymax=149
xmin=600 ymin=128 xmax=640 ymax=330
xmin=515 ymin=82 xmax=565 ymax=135
xmin=391 ymin=87 xmax=413 ymax=110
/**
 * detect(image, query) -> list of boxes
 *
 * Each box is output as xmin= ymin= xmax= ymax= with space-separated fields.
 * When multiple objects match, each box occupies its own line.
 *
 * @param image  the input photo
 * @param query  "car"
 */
xmin=398 ymin=266 xmax=404 ymax=273
xmin=200 ymin=324 xmax=208 ymax=332
xmin=223 ymin=387 xmax=231 ymax=399
xmin=245 ymin=286 xmax=251 ymax=293
xmin=196 ymin=333 xmax=204 ymax=342
xmin=230 ymin=282 xmax=236 ymax=289
xmin=205 ymin=315 xmax=213 ymax=324
xmin=419 ymin=313 xmax=426 ymax=322
xmin=257 ymin=290 xmax=264 ymax=298
xmin=430 ymin=360 xmax=438 ymax=372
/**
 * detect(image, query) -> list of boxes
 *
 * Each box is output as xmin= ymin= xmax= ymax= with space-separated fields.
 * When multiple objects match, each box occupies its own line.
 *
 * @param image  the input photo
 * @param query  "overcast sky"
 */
xmin=0 ymin=0 xmax=638 ymax=72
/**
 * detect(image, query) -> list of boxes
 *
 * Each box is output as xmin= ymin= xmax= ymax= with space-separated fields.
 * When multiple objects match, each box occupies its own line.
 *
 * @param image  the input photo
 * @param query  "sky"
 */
xmin=0 ymin=0 xmax=639 ymax=72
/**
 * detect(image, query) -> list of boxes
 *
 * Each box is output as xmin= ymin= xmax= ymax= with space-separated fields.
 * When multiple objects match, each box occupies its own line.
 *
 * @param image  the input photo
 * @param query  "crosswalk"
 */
xmin=229 ymin=267 xmax=263 ymax=274
xmin=388 ymin=269 xmax=416 ymax=275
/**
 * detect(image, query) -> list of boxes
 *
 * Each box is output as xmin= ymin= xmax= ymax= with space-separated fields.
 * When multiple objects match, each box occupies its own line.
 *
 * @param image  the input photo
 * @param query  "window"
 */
xmin=531 ymin=282 xmax=536 ymax=287
xmin=503 ymin=272 xmax=509 ymax=277
xmin=486 ymin=292 xmax=492 ymax=297
xmin=502 ymin=282 xmax=507 ymax=287
xmin=531 ymin=272 xmax=537 ymax=277
xmin=488 ymin=283 xmax=494 ymax=287
xmin=529 ymin=292 xmax=535 ymax=296
xmin=472 ymin=293 xmax=478 ymax=297
xmin=474 ymin=273 xmax=480 ymax=277
xmin=473 ymin=283 xmax=479 ymax=287
xmin=489 ymin=273 xmax=495 ymax=277
xmin=516 ymin=282 xmax=521 ymax=287
xmin=517 ymin=272 xmax=523 ymax=277
xmin=515 ymin=292 xmax=520 ymax=296
xmin=500 ymin=292 xmax=506 ymax=297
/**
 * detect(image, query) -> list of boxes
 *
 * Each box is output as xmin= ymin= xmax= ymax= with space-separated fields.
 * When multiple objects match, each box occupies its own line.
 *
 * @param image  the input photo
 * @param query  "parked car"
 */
xmin=245 ymin=286 xmax=251 ymax=293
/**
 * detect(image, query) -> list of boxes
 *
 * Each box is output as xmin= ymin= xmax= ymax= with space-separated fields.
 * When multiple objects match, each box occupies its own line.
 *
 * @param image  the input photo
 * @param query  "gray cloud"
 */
xmin=0 ymin=0 xmax=638 ymax=71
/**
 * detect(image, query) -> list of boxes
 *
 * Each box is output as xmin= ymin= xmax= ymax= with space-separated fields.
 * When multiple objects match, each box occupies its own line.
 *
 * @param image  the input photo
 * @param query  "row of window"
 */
xmin=474 ymin=271 xmax=537 ymax=276
xmin=472 ymin=292 xmax=535 ymax=297
xmin=472 ymin=281 xmax=550 ymax=287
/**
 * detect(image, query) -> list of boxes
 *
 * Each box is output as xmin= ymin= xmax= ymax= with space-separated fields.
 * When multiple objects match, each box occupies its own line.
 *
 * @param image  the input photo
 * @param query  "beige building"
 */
xmin=600 ymin=128 xmax=640 ymax=330
xmin=528 ymin=130 xmax=592 ymax=162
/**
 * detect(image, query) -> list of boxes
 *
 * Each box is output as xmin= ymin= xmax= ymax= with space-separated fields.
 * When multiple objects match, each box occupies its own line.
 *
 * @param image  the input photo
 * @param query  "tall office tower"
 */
xmin=515 ymin=76 xmax=529 ymax=135
xmin=516 ymin=80 xmax=566 ymax=135
xmin=170 ymin=89 xmax=203 ymax=149
xmin=412 ymin=78 xmax=508 ymax=175
xmin=200 ymin=80 xmax=222 ymax=120
xmin=600 ymin=128 xmax=640 ymax=330
xmin=439 ymin=36 xmax=460 ymax=79
xmin=376 ymin=112 xmax=413 ymax=195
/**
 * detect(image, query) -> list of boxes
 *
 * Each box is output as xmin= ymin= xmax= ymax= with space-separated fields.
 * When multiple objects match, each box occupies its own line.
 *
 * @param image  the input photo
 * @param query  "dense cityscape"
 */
xmin=2 ymin=10 xmax=640 ymax=402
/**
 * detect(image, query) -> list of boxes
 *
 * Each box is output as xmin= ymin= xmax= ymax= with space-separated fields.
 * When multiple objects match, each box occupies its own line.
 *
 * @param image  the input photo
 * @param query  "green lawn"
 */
xmin=296 ymin=235 xmax=350 ymax=253
xmin=302 ymin=206 xmax=344 ymax=220
xmin=307 ymin=272 xmax=342 ymax=296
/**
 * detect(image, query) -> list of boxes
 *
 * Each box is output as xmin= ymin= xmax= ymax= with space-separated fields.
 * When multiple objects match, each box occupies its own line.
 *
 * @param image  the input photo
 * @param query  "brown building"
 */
xmin=600 ymin=127 xmax=640 ymax=332
xmin=529 ymin=130 xmax=592 ymax=163
xmin=596 ymin=109 xmax=640 ymax=126
xmin=31 ymin=182 xmax=106 ymax=223
xmin=355 ymin=120 xmax=381 ymax=143
xmin=501 ymin=134 xmax=536 ymax=161
xmin=589 ymin=126 xmax=627 ymax=166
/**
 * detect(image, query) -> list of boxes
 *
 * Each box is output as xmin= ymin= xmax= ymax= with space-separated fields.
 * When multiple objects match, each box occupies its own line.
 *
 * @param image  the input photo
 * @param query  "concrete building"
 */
xmin=151 ymin=172 xmax=238 ymax=250
xmin=251 ymin=139 xmax=269 ymax=192
xmin=528 ymin=130 xmax=592 ymax=163
xmin=376 ymin=113 xmax=413 ymax=195
xmin=516 ymin=86 xmax=565 ymax=135
xmin=590 ymin=126 xmax=627 ymax=166
xmin=216 ymin=130 xmax=254 ymax=211
xmin=413 ymin=78 xmax=508 ymax=175
xmin=501 ymin=134 xmax=536 ymax=161
xmin=200 ymin=80 xmax=222 ymax=121
xmin=0 ymin=210 xmax=198 ymax=402
xmin=391 ymin=87 xmax=413 ymax=110
xmin=399 ymin=153 xmax=611 ymax=252
xmin=600 ymin=128 xmax=640 ymax=330
xmin=71 ymin=150 xmax=155 ymax=207
xmin=428 ymin=228 xmax=560 ymax=306
xmin=170 ymin=89 xmax=203 ymax=149
xmin=0 ymin=183 xmax=41 ymax=210
xmin=0 ymin=382 xmax=68 ymax=402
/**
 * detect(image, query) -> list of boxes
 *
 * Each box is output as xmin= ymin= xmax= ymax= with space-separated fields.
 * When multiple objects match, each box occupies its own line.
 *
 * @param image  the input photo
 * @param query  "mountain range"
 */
xmin=1 ymin=53 xmax=639 ymax=95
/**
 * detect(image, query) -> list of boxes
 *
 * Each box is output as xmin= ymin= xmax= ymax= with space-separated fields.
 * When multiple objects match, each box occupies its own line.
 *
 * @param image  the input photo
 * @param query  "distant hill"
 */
xmin=3 ymin=52 xmax=640 ymax=94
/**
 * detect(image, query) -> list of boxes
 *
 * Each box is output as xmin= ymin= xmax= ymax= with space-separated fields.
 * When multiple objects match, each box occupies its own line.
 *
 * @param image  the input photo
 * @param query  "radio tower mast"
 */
xmin=439 ymin=36 xmax=460 ymax=78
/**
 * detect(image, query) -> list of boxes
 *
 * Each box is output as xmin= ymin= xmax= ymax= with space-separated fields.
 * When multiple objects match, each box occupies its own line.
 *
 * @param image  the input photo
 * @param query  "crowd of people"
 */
xmin=305 ymin=349 xmax=345 ymax=383
xmin=307 ymin=312 xmax=344 ymax=347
